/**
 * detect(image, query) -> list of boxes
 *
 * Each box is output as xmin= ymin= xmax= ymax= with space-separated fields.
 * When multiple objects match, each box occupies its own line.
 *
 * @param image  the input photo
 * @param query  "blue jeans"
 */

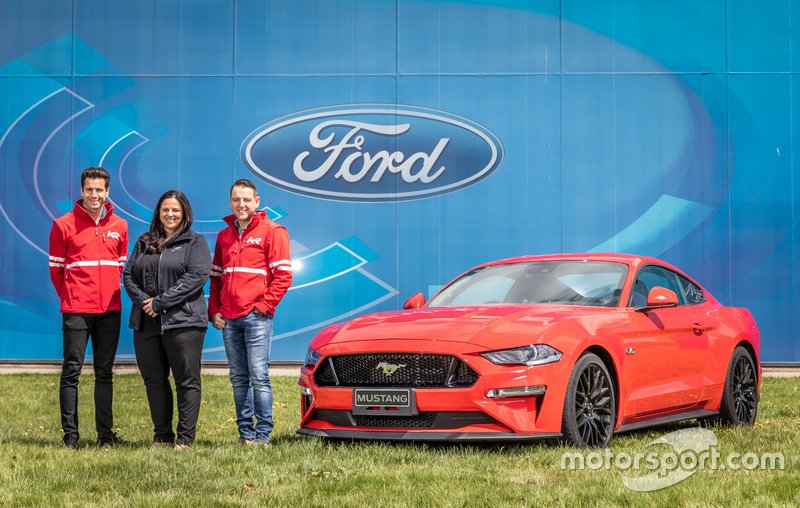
xmin=222 ymin=311 xmax=274 ymax=442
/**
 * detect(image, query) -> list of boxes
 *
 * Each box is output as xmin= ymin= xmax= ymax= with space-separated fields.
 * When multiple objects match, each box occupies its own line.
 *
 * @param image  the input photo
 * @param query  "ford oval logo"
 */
xmin=241 ymin=104 xmax=504 ymax=202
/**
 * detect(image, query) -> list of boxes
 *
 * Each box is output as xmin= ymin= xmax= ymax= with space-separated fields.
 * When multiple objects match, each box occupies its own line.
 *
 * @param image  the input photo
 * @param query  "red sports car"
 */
xmin=297 ymin=254 xmax=760 ymax=447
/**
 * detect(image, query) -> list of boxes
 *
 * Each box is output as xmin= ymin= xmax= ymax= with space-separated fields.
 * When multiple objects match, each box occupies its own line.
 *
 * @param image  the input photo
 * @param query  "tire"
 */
xmin=561 ymin=353 xmax=616 ymax=448
xmin=717 ymin=346 xmax=759 ymax=426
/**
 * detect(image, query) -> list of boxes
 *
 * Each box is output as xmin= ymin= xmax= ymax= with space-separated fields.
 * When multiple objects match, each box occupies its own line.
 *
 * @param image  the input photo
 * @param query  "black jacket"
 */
xmin=123 ymin=230 xmax=211 ymax=331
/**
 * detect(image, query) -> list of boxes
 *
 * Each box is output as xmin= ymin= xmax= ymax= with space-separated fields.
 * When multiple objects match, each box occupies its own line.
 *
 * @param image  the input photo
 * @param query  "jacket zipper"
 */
xmin=158 ymin=250 xmax=165 ymax=334
xmin=97 ymin=224 xmax=103 ymax=308
xmin=223 ymin=224 xmax=243 ymax=310
xmin=157 ymin=237 xmax=192 ymax=332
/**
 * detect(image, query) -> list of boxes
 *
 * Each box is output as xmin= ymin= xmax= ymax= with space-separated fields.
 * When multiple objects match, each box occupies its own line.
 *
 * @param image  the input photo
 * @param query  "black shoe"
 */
xmin=64 ymin=437 xmax=78 ymax=450
xmin=97 ymin=433 xmax=122 ymax=448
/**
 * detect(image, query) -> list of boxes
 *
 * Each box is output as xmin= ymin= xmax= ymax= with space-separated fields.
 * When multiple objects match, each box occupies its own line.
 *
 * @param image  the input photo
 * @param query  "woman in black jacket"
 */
xmin=123 ymin=190 xmax=211 ymax=450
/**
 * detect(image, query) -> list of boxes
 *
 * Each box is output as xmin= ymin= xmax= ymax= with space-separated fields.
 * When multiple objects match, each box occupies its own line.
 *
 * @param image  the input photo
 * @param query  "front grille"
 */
xmin=313 ymin=353 xmax=479 ymax=388
xmin=354 ymin=413 xmax=438 ymax=428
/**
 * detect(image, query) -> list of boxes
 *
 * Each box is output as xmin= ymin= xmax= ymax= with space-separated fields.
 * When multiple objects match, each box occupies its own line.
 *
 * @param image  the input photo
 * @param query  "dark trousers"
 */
xmin=134 ymin=318 xmax=205 ymax=445
xmin=60 ymin=311 xmax=121 ymax=443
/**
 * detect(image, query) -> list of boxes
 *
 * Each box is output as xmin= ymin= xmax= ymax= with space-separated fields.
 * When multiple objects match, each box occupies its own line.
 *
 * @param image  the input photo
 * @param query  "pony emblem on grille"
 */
xmin=375 ymin=362 xmax=406 ymax=376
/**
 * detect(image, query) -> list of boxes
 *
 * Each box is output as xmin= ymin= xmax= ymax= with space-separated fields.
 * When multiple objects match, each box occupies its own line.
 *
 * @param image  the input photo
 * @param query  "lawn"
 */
xmin=0 ymin=373 xmax=797 ymax=507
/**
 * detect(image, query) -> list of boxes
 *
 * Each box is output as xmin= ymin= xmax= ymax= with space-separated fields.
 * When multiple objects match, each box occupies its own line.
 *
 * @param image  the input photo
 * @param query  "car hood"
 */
xmin=322 ymin=304 xmax=620 ymax=350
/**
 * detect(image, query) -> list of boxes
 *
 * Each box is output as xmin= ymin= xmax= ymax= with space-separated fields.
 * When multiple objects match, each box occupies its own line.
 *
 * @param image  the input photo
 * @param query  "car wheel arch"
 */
xmin=578 ymin=345 xmax=622 ymax=425
xmin=715 ymin=338 xmax=759 ymax=383
xmin=733 ymin=339 xmax=758 ymax=366
xmin=730 ymin=339 xmax=760 ymax=388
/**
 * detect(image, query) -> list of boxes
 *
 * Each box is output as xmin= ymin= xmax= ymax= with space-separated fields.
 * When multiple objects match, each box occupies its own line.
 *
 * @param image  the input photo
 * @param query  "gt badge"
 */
xmin=375 ymin=362 xmax=406 ymax=376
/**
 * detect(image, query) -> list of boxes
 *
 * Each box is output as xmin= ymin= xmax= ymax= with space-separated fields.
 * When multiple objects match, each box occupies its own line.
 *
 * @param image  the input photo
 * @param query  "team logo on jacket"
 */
xmin=106 ymin=231 xmax=120 ymax=240
xmin=246 ymin=237 xmax=262 ymax=245
xmin=241 ymin=104 xmax=504 ymax=202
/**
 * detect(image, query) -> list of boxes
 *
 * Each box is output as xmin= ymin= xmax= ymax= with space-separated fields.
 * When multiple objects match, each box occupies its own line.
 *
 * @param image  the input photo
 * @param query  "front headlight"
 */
xmin=481 ymin=344 xmax=562 ymax=366
xmin=304 ymin=347 xmax=322 ymax=366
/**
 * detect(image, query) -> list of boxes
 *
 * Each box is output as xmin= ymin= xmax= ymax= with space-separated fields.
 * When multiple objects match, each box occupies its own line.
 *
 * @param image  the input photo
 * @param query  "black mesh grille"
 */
xmin=454 ymin=361 xmax=478 ymax=386
xmin=314 ymin=410 xmax=499 ymax=430
xmin=313 ymin=354 xmax=478 ymax=388
xmin=314 ymin=360 xmax=338 ymax=385
xmin=353 ymin=413 xmax=437 ymax=428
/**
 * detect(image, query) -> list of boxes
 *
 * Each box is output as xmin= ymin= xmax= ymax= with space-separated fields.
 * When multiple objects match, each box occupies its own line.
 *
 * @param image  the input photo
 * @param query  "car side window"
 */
xmin=629 ymin=265 xmax=684 ymax=307
xmin=677 ymin=274 xmax=706 ymax=304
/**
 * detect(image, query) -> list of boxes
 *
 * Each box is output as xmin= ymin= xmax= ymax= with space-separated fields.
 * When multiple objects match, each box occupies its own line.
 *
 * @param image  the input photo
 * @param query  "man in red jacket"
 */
xmin=48 ymin=167 xmax=128 ymax=448
xmin=209 ymin=179 xmax=292 ymax=445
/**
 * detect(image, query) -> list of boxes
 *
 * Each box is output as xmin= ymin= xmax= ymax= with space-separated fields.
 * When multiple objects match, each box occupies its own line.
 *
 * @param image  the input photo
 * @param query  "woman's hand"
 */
xmin=143 ymin=298 xmax=159 ymax=317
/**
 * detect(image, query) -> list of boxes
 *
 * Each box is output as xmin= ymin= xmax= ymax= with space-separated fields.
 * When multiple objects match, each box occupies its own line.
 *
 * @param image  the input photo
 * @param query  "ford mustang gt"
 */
xmin=297 ymin=254 xmax=760 ymax=447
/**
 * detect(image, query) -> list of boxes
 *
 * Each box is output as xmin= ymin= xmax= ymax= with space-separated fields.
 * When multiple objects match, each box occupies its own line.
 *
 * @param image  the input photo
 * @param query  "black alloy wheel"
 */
xmin=561 ymin=353 xmax=616 ymax=448
xmin=718 ymin=346 xmax=759 ymax=426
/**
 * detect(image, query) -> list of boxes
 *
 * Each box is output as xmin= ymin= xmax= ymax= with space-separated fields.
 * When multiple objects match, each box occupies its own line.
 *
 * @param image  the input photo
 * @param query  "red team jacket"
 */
xmin=209 ymin=211 xmax=292 ymax=319
xmin=48 ymin=201 xmax=129 ymax=314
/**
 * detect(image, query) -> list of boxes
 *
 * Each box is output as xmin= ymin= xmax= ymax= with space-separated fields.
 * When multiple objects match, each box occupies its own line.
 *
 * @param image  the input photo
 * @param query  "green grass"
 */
xmin=0 ymin=374 xmax=797 ymax=507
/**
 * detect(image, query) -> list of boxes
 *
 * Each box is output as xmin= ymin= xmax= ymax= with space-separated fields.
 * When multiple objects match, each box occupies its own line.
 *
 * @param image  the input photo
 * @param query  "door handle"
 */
xmin=692 ymin=322 xmax=706 ymax=335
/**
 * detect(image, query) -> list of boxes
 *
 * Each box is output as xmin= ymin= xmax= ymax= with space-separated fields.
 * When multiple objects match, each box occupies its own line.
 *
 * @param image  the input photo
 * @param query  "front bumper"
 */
xmin=297 ymin=341 xmax=574 ymax=440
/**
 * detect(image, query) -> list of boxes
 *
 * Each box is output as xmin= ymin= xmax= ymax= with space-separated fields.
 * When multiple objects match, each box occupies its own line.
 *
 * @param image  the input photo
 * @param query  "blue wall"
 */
xmin=1 ymin=0 xmax=798 ymax=362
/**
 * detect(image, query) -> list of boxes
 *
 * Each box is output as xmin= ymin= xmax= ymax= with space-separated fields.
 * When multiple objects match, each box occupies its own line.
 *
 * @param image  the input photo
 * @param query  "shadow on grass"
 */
xmin=6 ymin=434 xmax=155 ymax=449
xmin=296 ymin=434 xmax=557 ymax=455
xmin=613 ymin=418 xmax=723 ymax=442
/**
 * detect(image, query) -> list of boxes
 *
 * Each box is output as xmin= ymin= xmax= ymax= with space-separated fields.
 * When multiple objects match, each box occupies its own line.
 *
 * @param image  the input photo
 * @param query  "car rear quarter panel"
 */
xmin=700 ymin=307 xmax=761 ymax=412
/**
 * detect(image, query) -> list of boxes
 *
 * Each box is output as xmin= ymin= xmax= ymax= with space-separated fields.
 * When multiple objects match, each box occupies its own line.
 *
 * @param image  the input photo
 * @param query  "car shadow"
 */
xmin=288 ymin=417 xmax=723 ymax=451
xmin=288 ymin=432 xmax=558 ymax=454
xmin=611 ymin=418 xmax=717 ymax=443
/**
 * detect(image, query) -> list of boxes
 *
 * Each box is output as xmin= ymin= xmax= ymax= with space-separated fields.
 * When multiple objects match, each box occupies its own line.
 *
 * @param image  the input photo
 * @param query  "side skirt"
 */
xmin=615 ymin=409 xmax=719 ymax=434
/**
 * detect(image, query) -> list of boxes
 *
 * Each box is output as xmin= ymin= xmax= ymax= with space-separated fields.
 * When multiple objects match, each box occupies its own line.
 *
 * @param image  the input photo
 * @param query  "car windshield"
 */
xmin=427 ymin=261 xmax=628 ymax=308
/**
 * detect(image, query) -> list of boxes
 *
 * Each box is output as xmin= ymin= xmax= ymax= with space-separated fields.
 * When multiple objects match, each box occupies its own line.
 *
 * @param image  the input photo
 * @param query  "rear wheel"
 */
xmin=717 ymin=346 xmax=759 ymax=426
xmin=561 ymin=353 xmax=616 ymax=448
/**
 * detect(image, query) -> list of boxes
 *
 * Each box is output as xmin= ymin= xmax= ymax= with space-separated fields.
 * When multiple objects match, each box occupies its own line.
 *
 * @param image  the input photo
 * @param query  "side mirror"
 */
xmin=646 ymin=286 xmax=679 ymax=308
xmin=403 ymin=293 xmax=426 ymax=309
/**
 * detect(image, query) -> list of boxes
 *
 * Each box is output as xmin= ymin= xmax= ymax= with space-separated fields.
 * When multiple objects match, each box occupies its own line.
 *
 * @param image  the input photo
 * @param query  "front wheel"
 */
xmin=717 ymin=346 xmax=759 ymax=426
xmin=561 ymin=353 xmax=616 ymax=448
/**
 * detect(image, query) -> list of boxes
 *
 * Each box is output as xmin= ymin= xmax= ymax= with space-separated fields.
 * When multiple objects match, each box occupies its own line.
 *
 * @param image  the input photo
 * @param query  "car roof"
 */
xmin=433 ymin=252 xmax=716 ymax=307
xmin=480 ymin=253 xmax=673 ymax=271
